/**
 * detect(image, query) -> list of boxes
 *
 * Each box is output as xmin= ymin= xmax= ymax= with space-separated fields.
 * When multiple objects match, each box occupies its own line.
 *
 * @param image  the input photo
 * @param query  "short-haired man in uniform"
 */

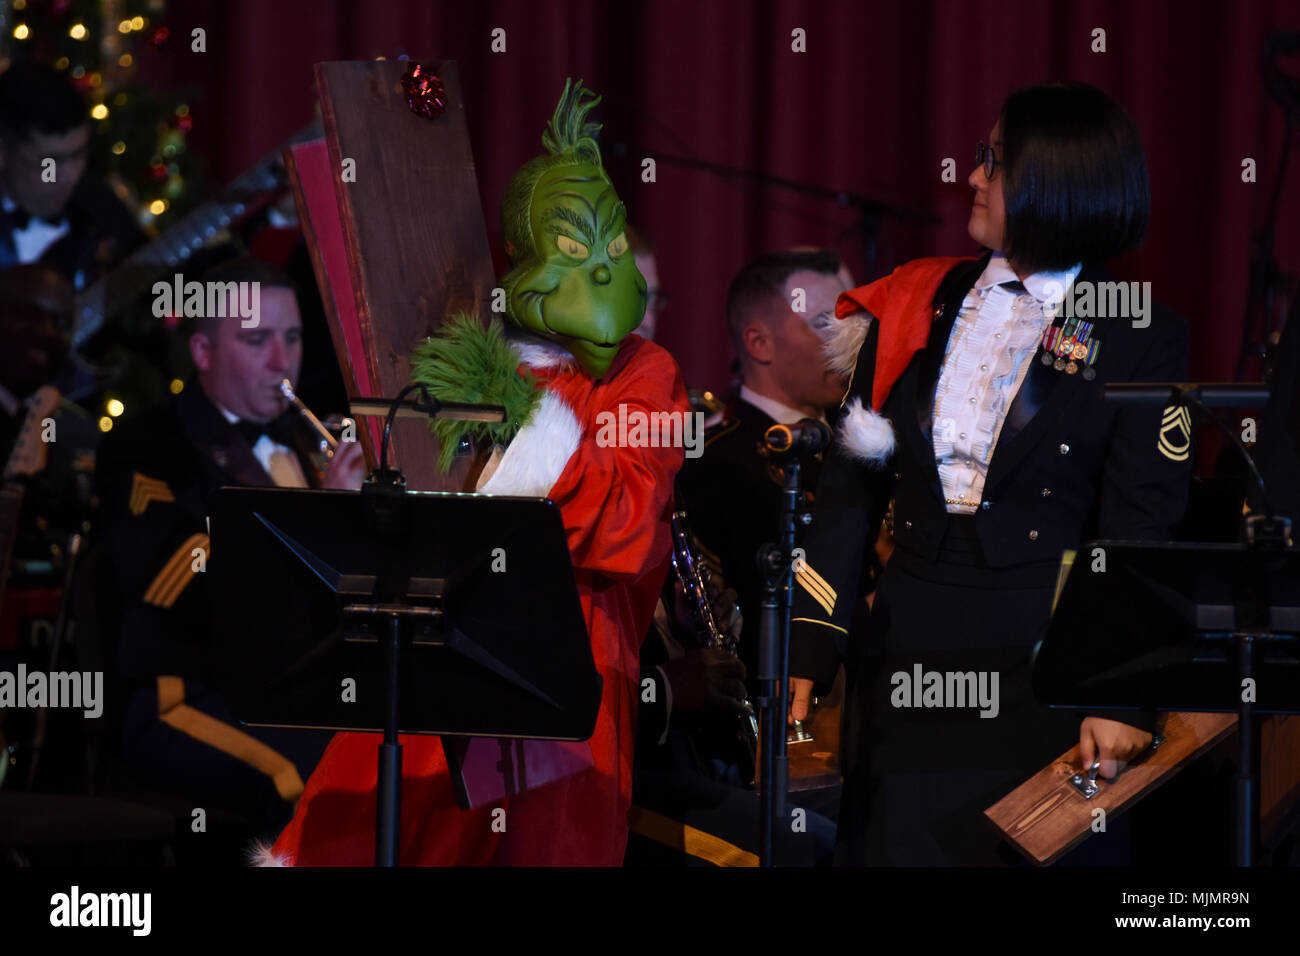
xmin=676 ymin=249 xmax=853 ymax=700
xmin=96 ymin=257 xmax=365 ymax=833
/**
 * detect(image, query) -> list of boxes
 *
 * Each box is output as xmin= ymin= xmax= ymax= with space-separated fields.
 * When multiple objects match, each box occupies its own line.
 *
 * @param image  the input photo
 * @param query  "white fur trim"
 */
xmin=819 ymin=312 xmax=872 ymax=377
xmin=837 ymin=395 xmax=895 ymax=466
xmin=476 ymin=390 xmax=582 ymax=497
xmin=507 ymin=329 xmax=577 ymax=371
xmin=248 ymin=840 xmax=292 ymax=867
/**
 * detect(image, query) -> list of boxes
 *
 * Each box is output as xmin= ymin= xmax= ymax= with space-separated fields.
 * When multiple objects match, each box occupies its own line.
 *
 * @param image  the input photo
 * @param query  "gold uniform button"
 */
xmin=1029 ymin=530 xmax=1039 ymax=540
xmin=1059 ymin=443 xmax=1070 ymax=454
xmin=1041 ymin=488 xmax=1051 ymax=497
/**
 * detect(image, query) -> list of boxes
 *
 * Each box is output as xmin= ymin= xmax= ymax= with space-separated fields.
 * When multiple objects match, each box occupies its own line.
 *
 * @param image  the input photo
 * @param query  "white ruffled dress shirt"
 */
xmin=930 ymin=254 xmax=1081 ymax=514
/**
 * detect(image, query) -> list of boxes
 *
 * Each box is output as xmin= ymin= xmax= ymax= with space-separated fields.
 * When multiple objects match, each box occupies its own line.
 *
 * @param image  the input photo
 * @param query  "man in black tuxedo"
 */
xmin=788 ymin=83 xmax=1194 ymax=865
xmin=0 ymin=62 xmax=143 ymax=286
xmin=95 ymin=258 xmax=364 ymax=833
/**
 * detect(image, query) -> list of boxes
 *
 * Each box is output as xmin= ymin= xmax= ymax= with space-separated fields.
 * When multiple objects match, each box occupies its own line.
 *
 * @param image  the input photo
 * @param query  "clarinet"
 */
xmin=669 ymin=508 xmax=759 ymax=783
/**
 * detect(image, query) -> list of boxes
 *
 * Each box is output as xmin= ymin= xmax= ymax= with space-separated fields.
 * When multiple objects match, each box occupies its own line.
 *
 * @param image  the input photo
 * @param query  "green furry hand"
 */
xmin=409 ymin=313 xmax=541 ymax=472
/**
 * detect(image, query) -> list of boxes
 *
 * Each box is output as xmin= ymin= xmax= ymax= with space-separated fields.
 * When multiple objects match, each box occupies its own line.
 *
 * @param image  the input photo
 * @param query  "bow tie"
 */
xmin=7 ymin=206 xmax=66 ymax=231
xmin=235 ymin=418 xmax=276 ymax=446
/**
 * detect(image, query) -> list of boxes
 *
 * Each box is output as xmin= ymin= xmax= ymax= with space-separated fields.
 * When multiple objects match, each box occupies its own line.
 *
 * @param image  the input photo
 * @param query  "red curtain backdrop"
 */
xmin=145 ymin=0 xmax=1300 ymax=392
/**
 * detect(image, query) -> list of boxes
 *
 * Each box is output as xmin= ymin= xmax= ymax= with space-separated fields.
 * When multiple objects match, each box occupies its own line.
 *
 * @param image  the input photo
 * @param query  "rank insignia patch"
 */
xmin=129 ymin=472 xmax=175 ymax=515
xmin=144 ymin=532 xmax=209 ymax=608
xmin=1158 ymin=405 xmax=1192 ymax=462
xmin=795 ymin=562 xmax=837 ymax=617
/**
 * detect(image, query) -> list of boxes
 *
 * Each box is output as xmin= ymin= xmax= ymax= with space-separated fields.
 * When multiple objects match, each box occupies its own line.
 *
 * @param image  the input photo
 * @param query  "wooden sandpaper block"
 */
xmin=985 ymin=711 xmax=1237 ymax=865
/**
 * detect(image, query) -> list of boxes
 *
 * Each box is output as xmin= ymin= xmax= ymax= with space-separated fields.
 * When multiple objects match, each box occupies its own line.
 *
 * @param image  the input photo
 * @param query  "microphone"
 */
xmin=764 ymin=418 xmax=831 ymax=456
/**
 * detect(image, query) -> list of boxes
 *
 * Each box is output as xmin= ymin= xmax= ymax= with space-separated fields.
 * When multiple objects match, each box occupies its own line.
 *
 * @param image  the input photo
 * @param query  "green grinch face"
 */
xmin=506 ymin=163 xmax=646 ymax=378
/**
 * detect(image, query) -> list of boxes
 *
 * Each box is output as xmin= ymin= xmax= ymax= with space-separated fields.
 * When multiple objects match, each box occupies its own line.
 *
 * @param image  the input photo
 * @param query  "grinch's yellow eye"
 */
xmin=556 ymin=234 xmax=589 ymax=259
xmin=607 ymin=233 xmax=628 ymax=257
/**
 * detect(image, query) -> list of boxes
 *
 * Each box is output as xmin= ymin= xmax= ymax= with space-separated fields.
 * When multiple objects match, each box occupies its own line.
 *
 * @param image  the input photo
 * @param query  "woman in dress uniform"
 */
xmin=787 ymin=82 xmax=1193 ymax=865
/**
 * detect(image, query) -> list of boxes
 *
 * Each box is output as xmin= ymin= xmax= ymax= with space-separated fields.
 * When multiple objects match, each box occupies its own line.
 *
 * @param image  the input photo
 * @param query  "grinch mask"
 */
xmin=500 ymin=79 xmax=646 ymax=379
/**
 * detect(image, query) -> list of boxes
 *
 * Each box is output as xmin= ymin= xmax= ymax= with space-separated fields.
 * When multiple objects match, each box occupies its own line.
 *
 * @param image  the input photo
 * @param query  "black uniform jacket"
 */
xmin=677 ymin=396 xmax=823 ymax=696
xmin=790 ymin=253 xmax=1193 ymax=696
xmin=95 ymin=383 xmax=320 ymax=683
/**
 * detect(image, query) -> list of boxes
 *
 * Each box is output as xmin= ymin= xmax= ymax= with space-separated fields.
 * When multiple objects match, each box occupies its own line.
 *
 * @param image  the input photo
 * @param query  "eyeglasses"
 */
xmin=975 ymin=141 xmax=1002 ymax=179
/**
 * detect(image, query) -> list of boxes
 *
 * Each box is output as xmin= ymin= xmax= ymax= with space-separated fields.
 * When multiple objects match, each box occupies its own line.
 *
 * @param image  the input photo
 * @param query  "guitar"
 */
xmin=0 ymin=385 xmax=63 ymax=617
xmin=71 ymin=118 xmax=323 ymax=350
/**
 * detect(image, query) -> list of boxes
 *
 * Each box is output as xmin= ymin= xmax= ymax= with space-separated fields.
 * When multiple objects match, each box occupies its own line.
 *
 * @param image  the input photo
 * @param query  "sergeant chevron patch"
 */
xmin=129 ymin=472 xmax=175 ymax=515
xmin=1158 ymin=405 xmax=1192 ymax=462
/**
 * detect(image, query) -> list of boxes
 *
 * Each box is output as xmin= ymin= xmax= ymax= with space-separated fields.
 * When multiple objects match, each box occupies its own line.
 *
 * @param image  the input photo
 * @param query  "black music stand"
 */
xmin=206 ymin=485 xmax=601 ymax=866
xmin=1033 ymin=541 xmax=1300 ymax=866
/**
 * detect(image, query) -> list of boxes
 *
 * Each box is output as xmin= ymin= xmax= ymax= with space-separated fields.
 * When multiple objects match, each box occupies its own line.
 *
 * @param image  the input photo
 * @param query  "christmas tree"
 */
xmin=3 ymin=0 xmax=205 ymax=234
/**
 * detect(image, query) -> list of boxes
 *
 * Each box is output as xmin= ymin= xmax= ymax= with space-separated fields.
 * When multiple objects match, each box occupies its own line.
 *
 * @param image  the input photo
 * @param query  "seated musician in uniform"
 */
xmin=677 ymin=249 xmax=853 ymax=701
xmin=0 ymin=266 xmax=99 ymax=790
xmin=627 ymin=568 xmax=838 ymax=866
xmin=788 ymin=82 xmax=1193 ymax=865
xmin=624 ymin=250 xmax=852 ymax=866
xmin=0 ymin=62 xmax=143 ymax=285
xmin=0 ymin=266 xmax=98 ymax=573
xmin=95 ymin=257 xmax=365 ymax=833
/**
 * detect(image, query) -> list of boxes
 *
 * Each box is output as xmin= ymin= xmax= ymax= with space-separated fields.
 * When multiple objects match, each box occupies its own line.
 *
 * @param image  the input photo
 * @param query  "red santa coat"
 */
xmin=268 ymin=333 xmax=688 ymax=865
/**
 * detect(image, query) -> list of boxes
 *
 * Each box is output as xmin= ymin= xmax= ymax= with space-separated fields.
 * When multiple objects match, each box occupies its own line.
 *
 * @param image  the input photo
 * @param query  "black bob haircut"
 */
xmin=0 ymin=63 xmax=88 ymax=142
xmin=726 ymin=248 xmax=842 ymax=352
xmin=997 ymin=82 xmax=1149 ymax=273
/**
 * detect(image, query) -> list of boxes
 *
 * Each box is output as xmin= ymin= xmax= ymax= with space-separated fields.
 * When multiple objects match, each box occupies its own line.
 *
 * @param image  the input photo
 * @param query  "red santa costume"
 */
xmin=263 ymin=332 xmax=687 ymax=866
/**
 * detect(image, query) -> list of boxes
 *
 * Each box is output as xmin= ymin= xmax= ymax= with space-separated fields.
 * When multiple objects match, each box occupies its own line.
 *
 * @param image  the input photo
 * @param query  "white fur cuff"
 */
xmin=837 ymin=396 xmax=895 ymax=467
xmin=476 ymin=390 xmax=582 ymax=497
xmin=819 ymin=312 xmax=871 ymax=377
xmin=248 ymin=841 xmax=292 ymax=867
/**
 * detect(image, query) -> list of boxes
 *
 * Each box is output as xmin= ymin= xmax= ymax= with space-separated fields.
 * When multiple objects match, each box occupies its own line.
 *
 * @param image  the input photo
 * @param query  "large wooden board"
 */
xmin=985 ymin=712 xmax=1237 ymax=865
xmin=1261 ymin=715 xmax=1300 ymax=842
xmin=313 ymin=60 xmax=496 ymax=491
xmin=284 ymin=138 xmax=377 ymax=469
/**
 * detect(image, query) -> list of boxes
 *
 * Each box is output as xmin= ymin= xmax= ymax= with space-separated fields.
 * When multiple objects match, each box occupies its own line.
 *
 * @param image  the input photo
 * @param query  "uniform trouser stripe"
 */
xmin=627 ymin=805 xmax=758 ymax=867
xmin=156 ymin=676 xmax=304 ymax=802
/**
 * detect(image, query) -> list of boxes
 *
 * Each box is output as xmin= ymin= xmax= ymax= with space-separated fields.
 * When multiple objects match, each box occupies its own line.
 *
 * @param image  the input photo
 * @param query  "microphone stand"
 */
xmin=355 ymin=382 xmax=506 ymax=866
xmin=608 ymin=145 xmax=940 ymax=278
xmin=754 ymin=422 xmax=826 ymax=866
